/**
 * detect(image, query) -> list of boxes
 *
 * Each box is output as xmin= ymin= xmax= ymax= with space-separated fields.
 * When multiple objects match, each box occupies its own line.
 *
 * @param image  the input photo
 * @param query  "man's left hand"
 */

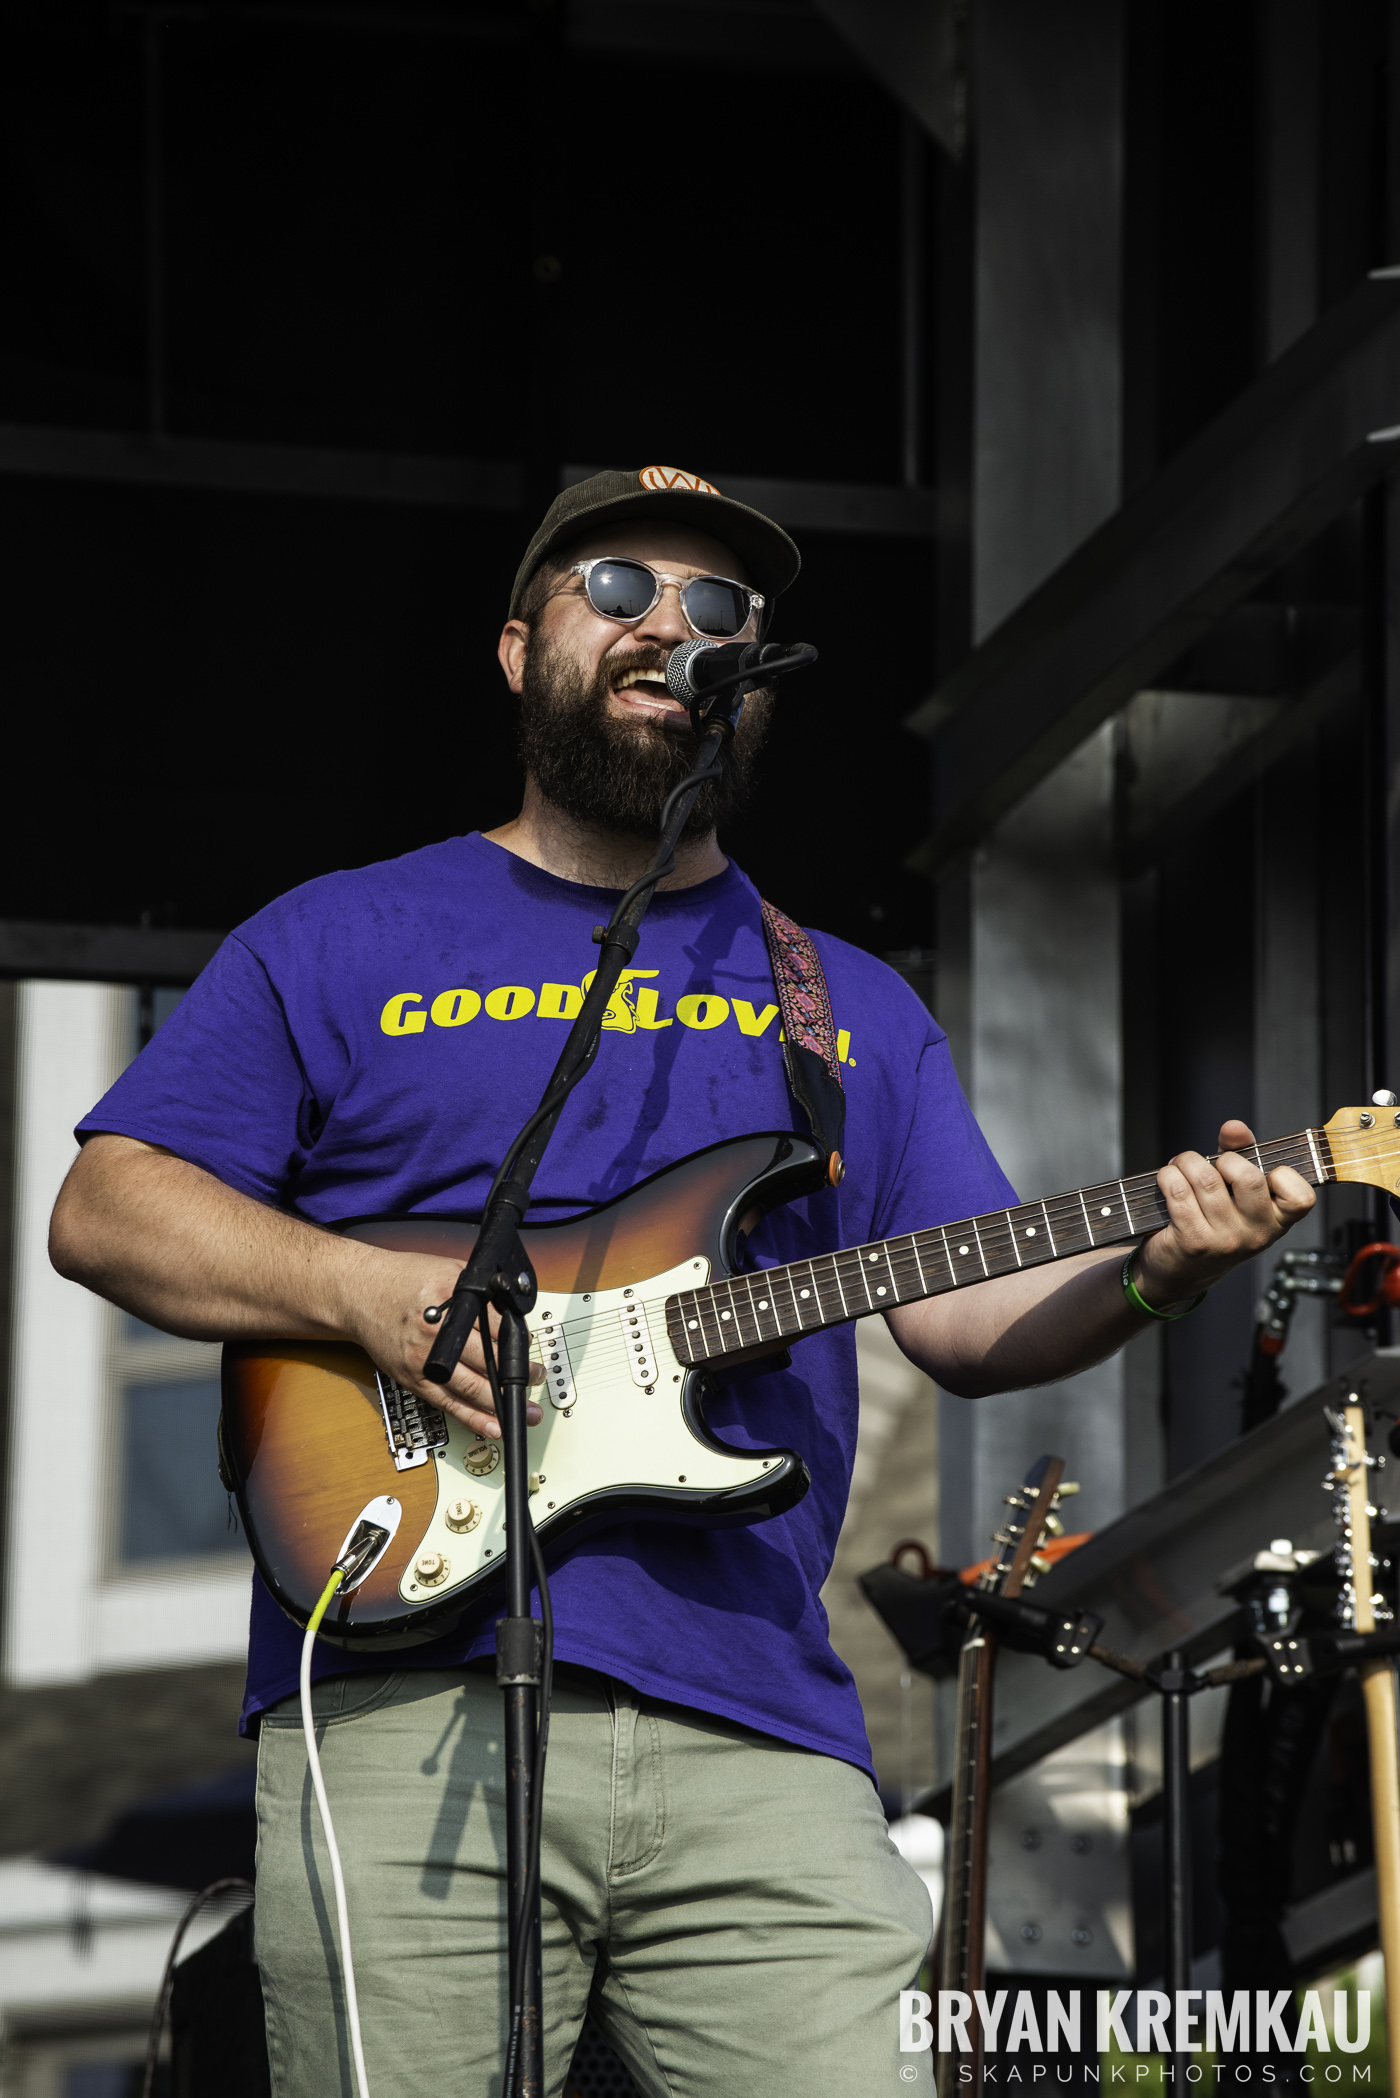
xmin=1132 ymin=1117 xmax=1315 ymax=1310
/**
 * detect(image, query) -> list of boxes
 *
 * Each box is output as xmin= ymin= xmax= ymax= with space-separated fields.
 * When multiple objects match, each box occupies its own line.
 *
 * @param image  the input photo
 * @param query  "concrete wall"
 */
xmin=972 ymin=0 xmax=1123 ymax=639
xmin=942 ymin=0 xmax=1133 ymax=1562
xmin=941 ymin=727 xmax=1132 ymax=1565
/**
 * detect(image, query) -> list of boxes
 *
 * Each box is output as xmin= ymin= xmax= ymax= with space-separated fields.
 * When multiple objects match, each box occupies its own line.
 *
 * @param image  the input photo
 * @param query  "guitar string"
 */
xmin=434 ymin=1125 xmax=1387 ymax=1461
xmin=545 ymin=1185 xmax=1314 ymax=1374
xmin=542 ymin=1158 xmax=1328 ymax=1367
xmin=671 ymin=1130 xmax=1342 ymax=1325
xmin=536 ymin=1126 xmax=1388 ymax=1369
xmin=564 ymin=1140 xmax=1323 ymax=1347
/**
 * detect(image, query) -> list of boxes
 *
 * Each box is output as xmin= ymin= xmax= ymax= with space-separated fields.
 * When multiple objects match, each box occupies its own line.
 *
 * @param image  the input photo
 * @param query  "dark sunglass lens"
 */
xmin=683 ymin=577 xmax=751 ymax=637
xmin=586 ymin=559 xmax=656 ymax=621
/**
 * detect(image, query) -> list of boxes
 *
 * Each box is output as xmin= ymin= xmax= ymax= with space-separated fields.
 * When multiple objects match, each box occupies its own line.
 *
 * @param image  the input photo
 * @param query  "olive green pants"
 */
xmin=254 ymin=1664 xmax=935 ymax=2098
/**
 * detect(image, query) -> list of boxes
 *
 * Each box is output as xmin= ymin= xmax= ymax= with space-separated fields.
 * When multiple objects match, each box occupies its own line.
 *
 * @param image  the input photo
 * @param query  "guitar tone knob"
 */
xmin=444 ymin=1499 xmax=481 ymax=1534
xmin=464 ymin=1441 xmax=501 ymax=1477
xmin=414 ymin=1551 xmax=450 ymax=1586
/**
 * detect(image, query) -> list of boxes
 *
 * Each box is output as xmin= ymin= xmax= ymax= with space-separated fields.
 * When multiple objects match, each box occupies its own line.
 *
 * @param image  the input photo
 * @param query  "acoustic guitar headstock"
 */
xmin=1325 ymin=1102 xmax=1400 ymax=1196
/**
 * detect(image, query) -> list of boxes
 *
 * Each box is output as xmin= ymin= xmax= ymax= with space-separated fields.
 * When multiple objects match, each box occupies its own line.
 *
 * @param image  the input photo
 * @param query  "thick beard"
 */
xmin=517 ymin=631 xmax=772 ymax=843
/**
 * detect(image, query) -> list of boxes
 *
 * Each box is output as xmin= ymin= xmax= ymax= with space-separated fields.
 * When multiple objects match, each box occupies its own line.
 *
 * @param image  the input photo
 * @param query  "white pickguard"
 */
xmin=398 ymin=1254 xmax=779 ymax=1605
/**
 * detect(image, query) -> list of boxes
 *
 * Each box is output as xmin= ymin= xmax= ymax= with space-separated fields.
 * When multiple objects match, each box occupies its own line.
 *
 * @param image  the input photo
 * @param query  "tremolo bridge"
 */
xmin=376 ymin=1373 xmax=450 ymax=1471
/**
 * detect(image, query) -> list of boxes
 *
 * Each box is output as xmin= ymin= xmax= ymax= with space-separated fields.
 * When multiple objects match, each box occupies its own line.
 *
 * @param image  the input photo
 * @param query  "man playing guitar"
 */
xmin=50 ymin=468 xmax=1312 ymax=2097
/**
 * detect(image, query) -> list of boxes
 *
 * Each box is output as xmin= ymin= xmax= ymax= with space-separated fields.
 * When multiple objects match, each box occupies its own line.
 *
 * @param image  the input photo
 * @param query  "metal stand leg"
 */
xmin=1162 ymin=1649 xmax=1192 ymax=2085
xmin=497 ymin=1308 xmax=542 ymax=2098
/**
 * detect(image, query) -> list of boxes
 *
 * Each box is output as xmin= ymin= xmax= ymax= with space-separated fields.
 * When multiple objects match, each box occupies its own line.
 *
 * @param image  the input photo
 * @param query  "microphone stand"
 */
xmin=418 ymin=641 xmax=815 ymax=2098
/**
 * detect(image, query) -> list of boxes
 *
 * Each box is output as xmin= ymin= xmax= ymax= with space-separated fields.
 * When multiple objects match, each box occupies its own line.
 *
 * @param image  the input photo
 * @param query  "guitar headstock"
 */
xmin=979 ymin=1456 xmax=1078 ymax=1600
xmin=1325 ymin=1104 xmax=1400 ymax=1195
xmin=1322 ymin=1399 xmax=1393 ymax=1631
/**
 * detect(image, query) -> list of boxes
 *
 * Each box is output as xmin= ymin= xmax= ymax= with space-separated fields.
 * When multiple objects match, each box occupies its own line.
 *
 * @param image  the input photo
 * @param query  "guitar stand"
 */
xmin=1079 ymin=1641 xmax=1266 ymax=2081
xmin=960 ymin=1590 xmax=1266 ymax=2068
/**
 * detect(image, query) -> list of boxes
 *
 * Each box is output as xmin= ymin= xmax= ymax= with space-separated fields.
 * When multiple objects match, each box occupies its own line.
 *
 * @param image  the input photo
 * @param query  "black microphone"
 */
xmin=665 ymin=639 xmax=810 ymax=706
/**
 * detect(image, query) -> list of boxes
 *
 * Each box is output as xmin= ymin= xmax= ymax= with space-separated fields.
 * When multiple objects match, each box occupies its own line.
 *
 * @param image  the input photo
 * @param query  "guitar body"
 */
xmin=219 ymin=1131 xmax=823 ymax=1649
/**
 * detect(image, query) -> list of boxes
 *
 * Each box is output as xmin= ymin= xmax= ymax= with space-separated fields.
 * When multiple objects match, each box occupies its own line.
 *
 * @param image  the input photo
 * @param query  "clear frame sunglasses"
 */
xmin=566 ymin=556 xmax=764 ymax=640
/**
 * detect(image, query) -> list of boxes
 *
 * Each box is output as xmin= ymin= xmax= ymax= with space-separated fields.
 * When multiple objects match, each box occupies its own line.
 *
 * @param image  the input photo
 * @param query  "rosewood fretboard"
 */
xmin=664 ymin=1127 xmax=1333 ymax=1366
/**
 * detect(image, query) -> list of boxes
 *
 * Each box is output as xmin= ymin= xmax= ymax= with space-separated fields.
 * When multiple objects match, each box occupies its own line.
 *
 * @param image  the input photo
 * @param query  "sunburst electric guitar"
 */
xmin=219 ymin=1107 xmax=1400 ymax=1648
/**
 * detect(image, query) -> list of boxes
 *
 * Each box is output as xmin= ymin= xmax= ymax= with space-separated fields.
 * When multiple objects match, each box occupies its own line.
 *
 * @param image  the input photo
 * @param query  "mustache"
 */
xmin=605 ymin=643 xmax=672 ymax=682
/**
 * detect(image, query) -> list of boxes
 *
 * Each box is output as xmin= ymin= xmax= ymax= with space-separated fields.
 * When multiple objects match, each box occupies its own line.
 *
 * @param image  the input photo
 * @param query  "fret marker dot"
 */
xmin=1025 ymin=1226 xmax=1036 ymax=1237
xmin=1100 ymin=1206 xmax=1111 ymax=1216
xmin=758 ymin=1299 xmax=769 ymax=1310
xmin=868 ymin=1252 xmax=879 ymax=1263
xmin=800 ymin=1288 xmax=811 ymax=1299
xmin=958 ymin=1245 xmax=969 ymax=1256
xmin=688 ymin=1320 xmax=698 ymax=1330
xmin=720 ymin=1310 xmax=732 ymax=1320
xmin=877 ymin=1285 xmax=887 ymax=1297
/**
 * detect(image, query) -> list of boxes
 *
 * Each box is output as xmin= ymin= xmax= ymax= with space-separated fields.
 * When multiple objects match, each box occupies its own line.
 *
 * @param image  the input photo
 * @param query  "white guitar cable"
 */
xmin=301 ymin=1565 xmax=372 ymax=2098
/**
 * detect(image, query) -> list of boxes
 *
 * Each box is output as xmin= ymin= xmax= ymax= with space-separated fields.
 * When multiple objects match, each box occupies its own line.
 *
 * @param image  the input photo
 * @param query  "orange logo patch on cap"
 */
xmin=639 ymin=465 xmax=719 ymax=496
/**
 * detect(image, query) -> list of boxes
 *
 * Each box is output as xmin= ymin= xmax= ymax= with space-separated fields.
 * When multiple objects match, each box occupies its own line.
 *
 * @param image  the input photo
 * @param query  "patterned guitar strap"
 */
xmin=760 ymin=898 xmax=847 ymax=1189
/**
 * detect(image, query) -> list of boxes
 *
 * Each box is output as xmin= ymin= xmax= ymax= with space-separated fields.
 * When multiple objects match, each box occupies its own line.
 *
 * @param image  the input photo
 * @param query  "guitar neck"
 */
xmin=939 ymin=1634 xmax=991 ymax=1993
xmin=666 ymin=1126 xmax=1332 ymax=1366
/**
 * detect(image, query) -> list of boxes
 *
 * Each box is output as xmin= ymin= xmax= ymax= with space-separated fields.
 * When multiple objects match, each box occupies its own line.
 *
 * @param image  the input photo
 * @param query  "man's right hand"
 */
xmin=343 ymin=1253 xmax=544 ymax=1442
xmin=50 ymin=1134 xmax=543 ymax=1443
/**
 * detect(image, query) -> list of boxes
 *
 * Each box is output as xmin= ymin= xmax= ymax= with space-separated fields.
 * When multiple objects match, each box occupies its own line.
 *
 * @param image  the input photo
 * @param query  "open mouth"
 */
xmin=610 ymin=662 xmax=683 ymax=715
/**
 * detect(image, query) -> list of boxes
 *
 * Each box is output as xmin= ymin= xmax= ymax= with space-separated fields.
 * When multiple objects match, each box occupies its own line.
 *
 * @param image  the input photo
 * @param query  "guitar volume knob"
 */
xmin=464 ymin=1441 xmax=502 ymax=1477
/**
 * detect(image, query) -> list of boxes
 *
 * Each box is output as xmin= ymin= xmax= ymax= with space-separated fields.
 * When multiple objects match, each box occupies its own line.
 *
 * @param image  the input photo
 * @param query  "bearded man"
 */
xmin=49 ymin=468 xmax=1312 ymax=2098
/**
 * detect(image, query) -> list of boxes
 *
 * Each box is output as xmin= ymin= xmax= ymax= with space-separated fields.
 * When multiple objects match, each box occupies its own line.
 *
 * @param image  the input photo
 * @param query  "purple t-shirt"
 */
xmin=77 ymin=833 xmax=1014 ymax=1775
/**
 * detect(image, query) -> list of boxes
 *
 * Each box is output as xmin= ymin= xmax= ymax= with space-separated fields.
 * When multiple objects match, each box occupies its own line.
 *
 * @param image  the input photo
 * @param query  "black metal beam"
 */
xmin=905 ymin=274 xmax=1400 ymax=870
xmin=1119 ymin=648 xmax=1360 ymax=878
xmin=0 ymin=425 xmax=945 ymax=536
xmin=107 ymin=0 xmax=859 ymax=76
xmin=806 ymin=0 xmax=964 ymax=154
xmin=0 ymin=425 xmax=524 ymax=512
xmin=0 ymin=922 xmax=223 ymax=985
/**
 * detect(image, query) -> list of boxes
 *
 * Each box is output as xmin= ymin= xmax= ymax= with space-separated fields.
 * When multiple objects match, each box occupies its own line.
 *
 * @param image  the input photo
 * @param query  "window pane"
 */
xmin=122 ymin=1312 xmax=174 ymax=1343
xmin=120 ymin=1378 xmax=242 ymax=1563
xmin=64 ymin=2066 xmax=147 ymax=2098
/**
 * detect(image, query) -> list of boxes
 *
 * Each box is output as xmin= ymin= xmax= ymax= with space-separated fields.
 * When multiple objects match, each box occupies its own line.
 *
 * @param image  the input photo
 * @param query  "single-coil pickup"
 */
xmin=536 ymin=1312 xmax=577 ymax=1411
xmin=376 ymin=1373 xmax=449 ymax=1471
xmin=619 ymin=1300 xmax=657 ymax=1390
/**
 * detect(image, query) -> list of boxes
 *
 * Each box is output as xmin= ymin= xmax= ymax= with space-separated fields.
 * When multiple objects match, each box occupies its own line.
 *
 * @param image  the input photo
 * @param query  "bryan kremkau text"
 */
xmin=900 ymin=1990 xmax=1372 ymax=2070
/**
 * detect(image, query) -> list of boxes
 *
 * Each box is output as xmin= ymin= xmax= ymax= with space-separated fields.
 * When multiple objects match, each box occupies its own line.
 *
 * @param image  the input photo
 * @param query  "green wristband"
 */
xmin=1122 ymin=1248 xmax=1206 ymax=1322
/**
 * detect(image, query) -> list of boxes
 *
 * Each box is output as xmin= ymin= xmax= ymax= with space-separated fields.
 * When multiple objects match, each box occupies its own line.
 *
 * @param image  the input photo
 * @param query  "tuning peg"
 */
xmin=1373 ymin=1090 xmax=1399 ymax=1107
xmin=990 ymin=1528 xmax=1019 ymax=1548
xmin=1028 ymin=1553 xmax=1052 ymax=1577
xmin=1054 ymin=1481 xmax=1081 ymax=1498
xmin=1042 ymin=1513 xmax=1065 ymax=1538
xmin=1003 ymin=1492 xmax=1029 ymax=1509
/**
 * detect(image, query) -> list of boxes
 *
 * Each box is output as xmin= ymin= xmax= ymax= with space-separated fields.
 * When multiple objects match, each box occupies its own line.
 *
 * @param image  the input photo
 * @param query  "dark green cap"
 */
xmin=508 ymin=465 xmax=801 ymax=619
